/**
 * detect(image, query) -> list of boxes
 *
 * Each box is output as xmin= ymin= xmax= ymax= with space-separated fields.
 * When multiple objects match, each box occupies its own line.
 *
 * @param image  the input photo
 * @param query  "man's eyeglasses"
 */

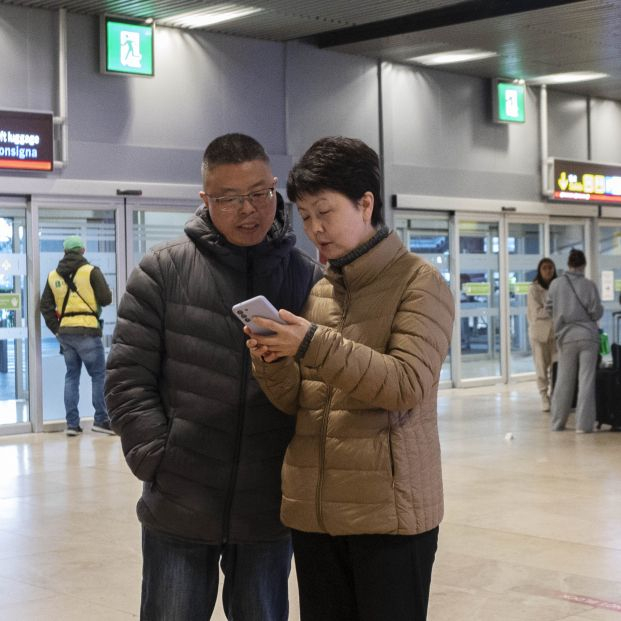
xmin=206 ymin=187 xmax=275 ymax=212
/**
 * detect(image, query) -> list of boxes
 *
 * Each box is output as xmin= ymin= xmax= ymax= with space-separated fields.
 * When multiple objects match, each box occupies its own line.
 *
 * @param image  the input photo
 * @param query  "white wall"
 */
xmin=547 ymin=90 xmax=588 ymax=160
xmin=591 ymin=98 xmax=621 ymax=163
xmin=382 ymin=63 xmax=540 ymax=204
xmin=0 ymin=5 xmax=55 ymax=112
xmin=285 ymin=42 xmax=380 ymax=160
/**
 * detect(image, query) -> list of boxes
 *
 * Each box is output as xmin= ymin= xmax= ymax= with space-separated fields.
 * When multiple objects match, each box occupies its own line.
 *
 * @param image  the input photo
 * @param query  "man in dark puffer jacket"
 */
xmin=105 ymin=134 xmax=321 ymax=621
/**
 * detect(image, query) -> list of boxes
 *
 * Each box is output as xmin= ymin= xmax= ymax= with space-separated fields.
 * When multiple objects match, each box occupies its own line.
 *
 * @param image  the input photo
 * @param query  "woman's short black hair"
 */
xmin=568 ymin=248 xmax=586 ymax=268
xmin=534 ymin=257 xmax=557 ymax=289
xmin=287 ymin=136 xmax=384 ymax=226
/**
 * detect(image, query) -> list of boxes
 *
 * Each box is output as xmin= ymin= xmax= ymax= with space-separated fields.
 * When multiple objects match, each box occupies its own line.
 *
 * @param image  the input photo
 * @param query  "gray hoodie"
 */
xmin=545 ymin=269 xmax=603 ymax=346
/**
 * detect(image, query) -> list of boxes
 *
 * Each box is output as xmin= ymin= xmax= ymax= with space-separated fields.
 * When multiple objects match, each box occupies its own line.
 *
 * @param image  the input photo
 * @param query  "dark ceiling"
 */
xmin=3 ymin=0 xmax=621 ymax=100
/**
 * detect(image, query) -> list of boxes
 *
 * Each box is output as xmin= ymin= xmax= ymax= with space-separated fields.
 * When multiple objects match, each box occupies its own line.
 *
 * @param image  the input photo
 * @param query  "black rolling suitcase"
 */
xmin=595 ymin=367 xmax=621 ymax=430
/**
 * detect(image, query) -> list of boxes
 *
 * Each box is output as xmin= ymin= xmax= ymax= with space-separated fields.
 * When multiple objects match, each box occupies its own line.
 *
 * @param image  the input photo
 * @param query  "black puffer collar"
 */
xmin=184 ymin=192 xmax=296 ymax=274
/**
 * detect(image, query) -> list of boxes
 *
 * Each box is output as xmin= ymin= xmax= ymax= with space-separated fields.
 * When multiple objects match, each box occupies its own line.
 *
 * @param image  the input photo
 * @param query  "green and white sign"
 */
xmin=511 ymin=282 xmax=531 ymax=295
xmin=494 ymin=79 xmax=525 ymax=124
xmin=102 ymin=17 xmax=154 ymax=76
xmin=0 ymin=293 xmax=20 ymax=310
xmin=463 ymin=282 xmax=491 ymax=296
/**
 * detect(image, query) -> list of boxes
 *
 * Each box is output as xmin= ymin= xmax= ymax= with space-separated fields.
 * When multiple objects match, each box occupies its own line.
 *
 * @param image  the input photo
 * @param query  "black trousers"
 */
xmin=291 ymin=527 xmax=439 ymax=621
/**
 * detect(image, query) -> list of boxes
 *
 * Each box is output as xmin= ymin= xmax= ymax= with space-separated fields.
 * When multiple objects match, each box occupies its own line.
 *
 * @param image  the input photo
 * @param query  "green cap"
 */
xmin=63 ymin=235 xmax=85 ymax=252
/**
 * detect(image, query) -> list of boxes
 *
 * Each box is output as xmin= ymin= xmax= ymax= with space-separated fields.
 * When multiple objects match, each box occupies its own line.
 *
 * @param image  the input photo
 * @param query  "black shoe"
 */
xmin=66 ymin=425 xmax=83 ymax=437
xmin=92 ymin=420 xmax=116 ymax=435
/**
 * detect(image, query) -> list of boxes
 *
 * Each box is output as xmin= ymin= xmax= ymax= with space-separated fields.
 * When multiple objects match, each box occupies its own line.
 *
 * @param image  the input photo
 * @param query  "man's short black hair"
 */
xmin=286 ymin=136 xmax=384 ymax=227
xmin=202 ymin=133 xmax=269 ymax=185
xmin=568 ymin=248 xmax=586 ymax=268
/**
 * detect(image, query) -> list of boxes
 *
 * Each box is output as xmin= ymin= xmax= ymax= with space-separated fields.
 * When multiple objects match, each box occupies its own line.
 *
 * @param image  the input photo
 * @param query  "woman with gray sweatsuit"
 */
xmin=546 ymin=249 xmax=603 ymax=433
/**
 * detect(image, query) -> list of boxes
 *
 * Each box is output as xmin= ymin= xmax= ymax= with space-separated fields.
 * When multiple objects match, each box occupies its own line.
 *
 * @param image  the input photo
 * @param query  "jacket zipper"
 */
xmin=315 ymin=287 xmax=350 ymax=532
xmin=315 ymin=390 xmax=333 ymax=532
xmin=221 ymin=254 xmax=252 ymax=543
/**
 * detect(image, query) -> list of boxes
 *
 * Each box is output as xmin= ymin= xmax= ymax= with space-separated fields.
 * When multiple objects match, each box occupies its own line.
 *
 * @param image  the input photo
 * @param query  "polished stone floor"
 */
xmin=0 ymin=381 xmax=620 ymax=620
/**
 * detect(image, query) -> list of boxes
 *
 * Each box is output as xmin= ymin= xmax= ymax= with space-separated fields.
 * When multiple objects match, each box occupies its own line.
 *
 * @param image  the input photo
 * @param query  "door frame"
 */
xmin=0 ymin=196 xmax=32 ymax=435
xmin=504 ymin=214 xmax=547 ymax=383
xmin=30 ymin=197 xmax=124 ymax=432
xmin=452 ymin=212 xmax=506 ymax=387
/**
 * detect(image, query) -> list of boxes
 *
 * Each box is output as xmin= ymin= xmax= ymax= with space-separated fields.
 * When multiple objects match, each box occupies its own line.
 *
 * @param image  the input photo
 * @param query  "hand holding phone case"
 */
xmin=232 ymin=295 xmax=285 ymax=335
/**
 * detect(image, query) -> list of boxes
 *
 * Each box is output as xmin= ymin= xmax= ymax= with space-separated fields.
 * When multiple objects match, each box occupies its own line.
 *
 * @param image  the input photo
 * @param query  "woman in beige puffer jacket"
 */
xmin=246 ymin=137 xmax=454 ymax=621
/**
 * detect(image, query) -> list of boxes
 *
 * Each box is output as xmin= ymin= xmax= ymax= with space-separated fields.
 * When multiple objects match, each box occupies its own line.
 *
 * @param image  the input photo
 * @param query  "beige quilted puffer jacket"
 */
xmin=253 ymin=232 xmax=454 ymax=536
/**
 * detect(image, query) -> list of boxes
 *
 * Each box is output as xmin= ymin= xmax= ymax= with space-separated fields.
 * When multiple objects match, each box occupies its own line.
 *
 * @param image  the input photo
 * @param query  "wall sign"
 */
xmin=551 ymin=159 xmax=621 ymax=205
xmin=0 ymin=110 xmax=54 ymax=172
xmin=462 ymin=282 xmax=491 ymax=296
xmin=493 ymin=79 xmax=526 ymax=124
xmin=601 ymin=270 xmax=615 ymax=302
xmin=101 ymin=16 xmax=154 ymax=76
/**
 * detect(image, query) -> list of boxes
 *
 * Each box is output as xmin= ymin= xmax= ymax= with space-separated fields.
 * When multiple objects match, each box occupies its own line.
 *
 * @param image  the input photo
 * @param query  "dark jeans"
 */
xmin=140 ymin=527 xmax=292 ymax=621
xmin=292 ymin=527 xmax=439 ymax=621
xmin=57 ymin=333 xmax=108 ymax=427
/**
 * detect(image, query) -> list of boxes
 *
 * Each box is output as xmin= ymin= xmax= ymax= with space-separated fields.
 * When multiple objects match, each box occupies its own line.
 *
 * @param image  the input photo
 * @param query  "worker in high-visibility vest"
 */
xmin=40 ymin=235 xmax=114 ymax=436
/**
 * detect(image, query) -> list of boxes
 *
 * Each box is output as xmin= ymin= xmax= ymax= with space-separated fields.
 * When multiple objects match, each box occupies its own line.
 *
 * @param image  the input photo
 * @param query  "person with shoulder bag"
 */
xmin=545 ymin=249 xmax=603 ymax=433
xmin=40 ymin=235 xmax=114 ymax=436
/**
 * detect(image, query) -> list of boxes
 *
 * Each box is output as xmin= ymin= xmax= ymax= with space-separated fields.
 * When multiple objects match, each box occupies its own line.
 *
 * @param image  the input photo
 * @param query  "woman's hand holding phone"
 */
xmin=245 ymin=310 xmax=311 ymax=362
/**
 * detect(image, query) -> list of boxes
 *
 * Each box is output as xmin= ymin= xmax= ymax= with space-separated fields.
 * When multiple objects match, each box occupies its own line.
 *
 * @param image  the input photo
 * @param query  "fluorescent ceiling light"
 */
xmin=408 ymin=49 xmax=498 ymax=66
xmin=159 ymin=4 xmax=263 ymax=29
xmin=528 ymin=71 xmax=608 ymax=85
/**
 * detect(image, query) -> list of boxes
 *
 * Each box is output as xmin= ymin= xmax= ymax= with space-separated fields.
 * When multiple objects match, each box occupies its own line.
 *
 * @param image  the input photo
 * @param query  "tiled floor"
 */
xmin=0 ymin=381 xmax=620 ymax=620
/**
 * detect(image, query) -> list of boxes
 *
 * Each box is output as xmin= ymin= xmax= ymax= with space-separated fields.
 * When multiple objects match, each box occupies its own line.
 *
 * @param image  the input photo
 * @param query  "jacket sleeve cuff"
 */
xmin=295 ymin=323 xmax=318 ymax=361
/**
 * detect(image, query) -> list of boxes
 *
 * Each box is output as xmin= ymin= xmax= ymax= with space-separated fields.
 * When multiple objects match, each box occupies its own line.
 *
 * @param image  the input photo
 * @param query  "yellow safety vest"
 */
xmin=48 ymin=264 xmax=100 ymax=329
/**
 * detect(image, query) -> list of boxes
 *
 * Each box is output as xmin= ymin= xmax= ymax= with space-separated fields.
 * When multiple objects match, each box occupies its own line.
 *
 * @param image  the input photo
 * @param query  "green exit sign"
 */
xmin=101 ymin=16 xmax=154 ymax=77
xmin=493 ymin=79 xmax=525 ymax=124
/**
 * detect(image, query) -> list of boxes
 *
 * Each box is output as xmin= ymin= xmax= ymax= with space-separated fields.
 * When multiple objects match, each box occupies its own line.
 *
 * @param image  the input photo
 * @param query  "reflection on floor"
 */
xmin=0 ymin=382 xmax=620 ymax=620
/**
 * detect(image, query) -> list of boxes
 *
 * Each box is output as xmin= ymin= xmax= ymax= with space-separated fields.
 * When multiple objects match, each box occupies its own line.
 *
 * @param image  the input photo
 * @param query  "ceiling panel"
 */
xmin=1 ymin=0 xmax=621 ymax=100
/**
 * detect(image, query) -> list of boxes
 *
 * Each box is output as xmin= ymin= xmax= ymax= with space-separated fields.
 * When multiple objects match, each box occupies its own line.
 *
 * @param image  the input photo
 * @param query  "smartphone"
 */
xmin=232 ymin=295 xmax=285 ymax=335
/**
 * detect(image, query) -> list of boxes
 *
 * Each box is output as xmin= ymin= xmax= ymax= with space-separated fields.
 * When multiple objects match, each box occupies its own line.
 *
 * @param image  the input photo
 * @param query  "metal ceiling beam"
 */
xmin=308 ymin=0 xmax=589 ymax=48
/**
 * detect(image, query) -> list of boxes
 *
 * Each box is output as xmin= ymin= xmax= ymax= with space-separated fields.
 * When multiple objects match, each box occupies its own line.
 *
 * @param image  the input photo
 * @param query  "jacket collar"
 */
xmin=325 ymin=231 xmax=405 ymax=291
xmin=56 ymin=252 xmax=89 ymax=279
xmin=183 ymin=192 xmax=296 ymax=274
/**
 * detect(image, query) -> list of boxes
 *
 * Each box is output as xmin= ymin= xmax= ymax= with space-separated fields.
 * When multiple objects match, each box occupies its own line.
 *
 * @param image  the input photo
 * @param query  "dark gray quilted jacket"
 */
xmin=105 ymin=198 xmax=321 ymax=543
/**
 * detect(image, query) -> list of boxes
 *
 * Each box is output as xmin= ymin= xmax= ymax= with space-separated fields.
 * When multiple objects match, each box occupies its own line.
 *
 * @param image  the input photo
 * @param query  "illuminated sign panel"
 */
xmin=0 ymin=110 xmax=54 ymax=172
xmin=493 ymin=79 xmax=525 ymax=123
xmin=552 ymin=159 xmax=621 ymax=205
xmin=101 ymin=16 xmax=154 ymax=76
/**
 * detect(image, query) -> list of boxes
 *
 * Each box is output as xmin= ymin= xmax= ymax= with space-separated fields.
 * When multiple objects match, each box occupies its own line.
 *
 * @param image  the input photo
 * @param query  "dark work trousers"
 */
xmin=291 ymin=527 xmax=439 ymax=621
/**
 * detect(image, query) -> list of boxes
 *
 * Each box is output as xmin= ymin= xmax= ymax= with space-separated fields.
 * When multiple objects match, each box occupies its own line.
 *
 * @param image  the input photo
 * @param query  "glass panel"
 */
xmin=549 ymin=223 xmax=585 ymax=276
xmin=395 ymin=216 xmax=451 ymax=382
xmin=131 ymin=210 xmax=192 ymax=269
xmin=598 ymin=225 xmax=621 ymax=362
xmin=0 ymin=208 xmax=29 ymax=426
xmin=459 ymin=221 xmax=501 ymax=379
xmin=39 ymin=209 xmax=117 ymax=422
xmin=508 ymin=222 xmax=543 ymax=375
